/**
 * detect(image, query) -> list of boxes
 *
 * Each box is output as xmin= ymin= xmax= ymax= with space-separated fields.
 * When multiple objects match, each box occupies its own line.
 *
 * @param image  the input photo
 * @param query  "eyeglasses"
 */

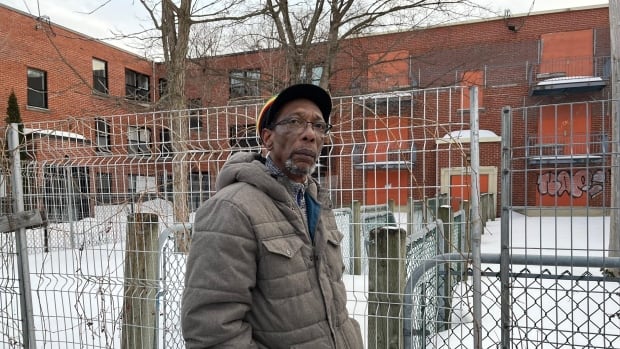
xmin=270 ymin=117 xmax=332 ymax=135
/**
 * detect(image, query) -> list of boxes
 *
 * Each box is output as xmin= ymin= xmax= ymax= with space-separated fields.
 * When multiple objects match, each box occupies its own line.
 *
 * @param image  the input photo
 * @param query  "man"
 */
xmin=182 ymin=84 xmax=363 ymax=348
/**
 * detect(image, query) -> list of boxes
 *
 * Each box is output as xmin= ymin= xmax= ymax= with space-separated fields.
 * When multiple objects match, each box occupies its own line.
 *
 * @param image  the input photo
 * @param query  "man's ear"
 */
xmin=261 ymin=128 xmax=273 ymax=150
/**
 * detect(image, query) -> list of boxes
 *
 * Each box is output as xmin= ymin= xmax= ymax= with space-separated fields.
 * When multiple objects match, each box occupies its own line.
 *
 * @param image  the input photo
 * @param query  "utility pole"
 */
xmin=609 ymin=0 xmax=620 ymax=275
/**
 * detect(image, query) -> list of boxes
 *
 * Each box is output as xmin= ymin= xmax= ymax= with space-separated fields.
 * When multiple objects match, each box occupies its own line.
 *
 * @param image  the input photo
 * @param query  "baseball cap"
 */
xmin=256 ymin=84 xmax=332 ymax=136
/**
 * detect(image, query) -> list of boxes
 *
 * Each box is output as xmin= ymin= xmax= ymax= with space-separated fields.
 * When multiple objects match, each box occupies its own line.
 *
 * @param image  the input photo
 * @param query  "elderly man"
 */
xmin=182 ymin=84 xmax=363 ymax=348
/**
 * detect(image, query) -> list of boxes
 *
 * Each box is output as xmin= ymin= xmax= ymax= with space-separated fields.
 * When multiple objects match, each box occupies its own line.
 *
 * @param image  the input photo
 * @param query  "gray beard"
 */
xmin=285 ymin=158 xmax=316 ymax=177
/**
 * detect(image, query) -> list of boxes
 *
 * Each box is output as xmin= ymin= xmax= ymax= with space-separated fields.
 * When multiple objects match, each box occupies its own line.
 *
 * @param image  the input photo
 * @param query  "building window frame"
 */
xmin=128 ymin=174 xmax=157 ymax=194
xmin=229 ymin=124 xmax=259 ymax=152
xmin=189 ymin=172 xmax=210 ymax=211
xmin=229 ymin=69 xmax=260 ymax=99
xmin=300 ymin=65 xmax=323 ymax=86
xmin=158 ymin=78 xmax=168 ymax=99
xmin=160 ymin=127 xmax=172 ymax=157
xmin=188 ymin=98 xmax=203 ymax=129
xmin=93 ymin=58 xmax=109 ymax=94
xmin=43 ymin=165 xmax=91 ymax=222
xmin=95 ymin=118 xmax=112 ymax=153
xmin=127 ymin=126 xmax=152 ymax=155
xmin=125 ymin=69 xmax=151 ymax=102
xmin=27 ymin=67 xmax=48 ymax=109
xmin=96 ymin=172 xmax=112 ymax=204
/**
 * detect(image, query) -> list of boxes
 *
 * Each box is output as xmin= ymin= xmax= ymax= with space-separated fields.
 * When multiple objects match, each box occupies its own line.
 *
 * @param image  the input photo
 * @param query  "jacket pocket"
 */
xmin=258 ymin=235 xmax=312 ymax=299
xmin=262 ymin=235 xmax=304 ymax=259
xmin=324 ymin=229 xmax=345 ymax=281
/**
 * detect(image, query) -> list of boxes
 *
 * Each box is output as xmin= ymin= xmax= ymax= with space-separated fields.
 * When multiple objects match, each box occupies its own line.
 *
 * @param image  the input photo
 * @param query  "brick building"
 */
xmin=0 ymin=3 xmax=612 ymax=215
xmin=0 ymin=4 xmax=156 ymax=123
xmin=184 ymin=5 xmax=611 ymax=210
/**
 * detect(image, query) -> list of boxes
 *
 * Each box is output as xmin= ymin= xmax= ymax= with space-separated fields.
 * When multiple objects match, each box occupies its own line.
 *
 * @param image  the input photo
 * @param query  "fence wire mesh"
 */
xmin=0 ymin=88 xmax=618 ymax=348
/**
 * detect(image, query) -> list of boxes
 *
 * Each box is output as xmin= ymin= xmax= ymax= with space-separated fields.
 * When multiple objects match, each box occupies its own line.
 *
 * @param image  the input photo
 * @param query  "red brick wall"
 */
xmin=0 ymin=5 xmax=155 ymax=125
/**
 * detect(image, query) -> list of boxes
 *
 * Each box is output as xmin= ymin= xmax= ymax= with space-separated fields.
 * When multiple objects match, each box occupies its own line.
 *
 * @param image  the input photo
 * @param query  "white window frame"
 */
xmin=127 ymin=126 xmax=152 ymax=155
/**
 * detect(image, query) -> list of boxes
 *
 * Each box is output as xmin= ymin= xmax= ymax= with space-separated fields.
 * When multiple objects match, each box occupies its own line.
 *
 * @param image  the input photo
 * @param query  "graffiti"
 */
xmin=537 ymin=169 xmax=605 ymax=198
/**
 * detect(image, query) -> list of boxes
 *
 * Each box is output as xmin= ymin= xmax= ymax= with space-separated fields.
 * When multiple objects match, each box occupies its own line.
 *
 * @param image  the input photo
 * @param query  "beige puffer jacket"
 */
xmin=182 ymin=152 xmax=363 ymax=348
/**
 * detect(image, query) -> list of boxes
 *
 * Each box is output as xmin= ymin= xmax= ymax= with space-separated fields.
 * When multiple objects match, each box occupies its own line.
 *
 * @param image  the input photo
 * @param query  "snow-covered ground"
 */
xmin=3 ymin=207 xmax=619 ymax=348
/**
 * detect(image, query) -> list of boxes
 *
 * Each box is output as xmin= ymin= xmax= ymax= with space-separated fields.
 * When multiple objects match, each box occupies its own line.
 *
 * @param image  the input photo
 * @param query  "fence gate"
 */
xmin=499 ymin=102 xmax=620 ymax=348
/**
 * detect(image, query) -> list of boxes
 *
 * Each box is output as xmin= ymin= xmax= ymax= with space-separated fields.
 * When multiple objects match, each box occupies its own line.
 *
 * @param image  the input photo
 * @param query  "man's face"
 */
xmin=261 ymin=98 xmax=326 ymax=183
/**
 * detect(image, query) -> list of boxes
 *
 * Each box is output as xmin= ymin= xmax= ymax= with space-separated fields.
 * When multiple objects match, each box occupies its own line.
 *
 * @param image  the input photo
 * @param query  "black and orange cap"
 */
xmin=256 ymin=84 xmax=332 ymax=136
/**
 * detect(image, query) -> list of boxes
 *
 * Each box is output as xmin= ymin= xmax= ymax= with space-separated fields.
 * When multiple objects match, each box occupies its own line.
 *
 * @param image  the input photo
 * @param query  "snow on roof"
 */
xmin=436 ymin=129 xmax=501 ymax=144
xmin=537 ymin=76 xmax=603 ymax=86
xmin=24 ymin=128 xmax=87 ymax=141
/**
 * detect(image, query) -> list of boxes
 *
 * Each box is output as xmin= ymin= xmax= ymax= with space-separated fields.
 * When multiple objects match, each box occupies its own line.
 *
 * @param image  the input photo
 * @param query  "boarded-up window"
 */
xmin=365 ymin=117 xmax=410 ymax=163
xmin=461 ymin=70 xmax=484 ymax=109
xmin=540 ymin=29 xmax=593 ymax=76
xmin=368 ymin=50 xmax=410 ymax=91
xmin=538 ymin=104 xmax=591 ymax=156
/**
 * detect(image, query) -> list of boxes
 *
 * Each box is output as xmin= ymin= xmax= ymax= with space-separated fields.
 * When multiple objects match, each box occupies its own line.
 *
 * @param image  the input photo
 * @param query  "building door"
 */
xmin=450 ymin=173 xmax=489 ymax=210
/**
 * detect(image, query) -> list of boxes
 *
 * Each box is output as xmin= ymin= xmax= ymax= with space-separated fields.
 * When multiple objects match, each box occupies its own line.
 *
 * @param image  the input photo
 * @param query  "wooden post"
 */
xmin=352 ymin=200 xmax=362 ymax=275
xmin=122 ymin=213 xmax=159 ymax=349
xmin=368 ymin=226 xmax=406 ymax=349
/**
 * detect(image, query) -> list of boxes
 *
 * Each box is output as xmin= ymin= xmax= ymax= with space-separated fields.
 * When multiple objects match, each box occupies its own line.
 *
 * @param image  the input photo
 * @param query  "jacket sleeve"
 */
xmin=182 ymin=198 xmax=258 ymax=348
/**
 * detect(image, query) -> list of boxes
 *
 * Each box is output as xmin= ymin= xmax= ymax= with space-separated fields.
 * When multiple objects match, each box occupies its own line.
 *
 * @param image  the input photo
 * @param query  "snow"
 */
xmin=4 ymin=205 xmax=617 ymax=348
xmin=537 ymin=76 xmax=604 ymax=86
xmin=343 ymin=211 xmax=618 ymax=348
xmin=23 ymin=128 xmax=87 ymax=141
xmin=437 ymin=129 xmax=501 ymax=144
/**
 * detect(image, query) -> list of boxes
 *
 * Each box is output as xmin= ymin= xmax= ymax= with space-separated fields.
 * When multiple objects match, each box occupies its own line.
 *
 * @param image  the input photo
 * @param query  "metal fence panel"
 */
xmin=2 ymin=88 xmax=618 ymax=348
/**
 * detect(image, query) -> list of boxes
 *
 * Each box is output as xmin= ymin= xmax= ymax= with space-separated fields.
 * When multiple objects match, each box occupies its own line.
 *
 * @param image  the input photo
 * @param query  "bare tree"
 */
xmin=138 ymin=0 xmax=265 ymax=250
xmin=262 ymin=0 xmax=491 ymax=89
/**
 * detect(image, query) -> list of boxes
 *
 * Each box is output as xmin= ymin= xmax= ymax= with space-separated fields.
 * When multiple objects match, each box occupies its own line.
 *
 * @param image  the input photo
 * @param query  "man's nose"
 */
xmin=300 ymin=122 xmax=317 ymax=140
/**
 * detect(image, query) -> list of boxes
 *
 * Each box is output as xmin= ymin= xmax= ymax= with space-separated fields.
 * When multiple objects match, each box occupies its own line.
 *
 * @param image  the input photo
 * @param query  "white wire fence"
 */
xmin=1 ymin=87 xmax=619 ymax=348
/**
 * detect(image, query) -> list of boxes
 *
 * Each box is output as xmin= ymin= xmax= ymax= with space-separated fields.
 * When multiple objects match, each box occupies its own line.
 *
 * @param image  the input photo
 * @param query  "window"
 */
xmin=187 ymin=98 xmax=203 ymax=129
xmin=95 ymin=118 xmax=111 ymax=153
xmin=540 ymin=29 xmax=593 ymax=76
xmin=155 ymin=172 xmax=209 ymax=209
xmin=128 ymin=174 xmax=156 ymax=194
xmin=27 ymin=68 xmax=48 ymax=108
xmin=160 ymin=128 xmax=172 ymax=156
xmin=0 ymin=173 xmax=6 ymax=198
xmin=96 ymin=173 xmax=112 ymax=204
xmin=189 ymin=172 xmax=210 ymax=211
xmin=229 ymin=69 xmax=260 ymax=99
xmin=93 ymin=58 xmax=108 ymax=94
xmin=43 ymin=166 xmax=91 ymax=222
xmin=158 ymin=78 xmax=168 ymax=99
xmin=461 ymin=70 xmax=484 ymax=109
xmin=127 ymin=126 xmax=152 ymax=155
xmin=229 ymin=124 xmax=259 ymax=152
xmin=158 ymin=172 xmax=173 ymax=201
xmin=300 ymin=65 xmax=323 ymax=86
xmin=125 ymin=69 xmax=150 ymax=102
xmin=368 ymin=50 xmax=411 ymax=91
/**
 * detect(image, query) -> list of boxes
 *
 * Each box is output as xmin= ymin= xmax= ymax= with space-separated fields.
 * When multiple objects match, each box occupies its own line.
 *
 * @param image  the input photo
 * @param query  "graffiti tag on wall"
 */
xmin=537 ymin=169 xmax=605 ymax=198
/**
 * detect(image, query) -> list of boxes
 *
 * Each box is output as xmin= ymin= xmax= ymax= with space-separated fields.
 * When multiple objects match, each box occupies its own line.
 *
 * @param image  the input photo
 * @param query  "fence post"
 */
xmin=407 ymin=198 xmax=413 ymax=237
xmin=9 ymin=124 xmax=36 ymax=348
xmin=480 ymin=193 xmax=488 ymax=229
xmin=352 ymin=200 xmax=362 ymax=275
xmin=437 ymin=205 xmax=453 ymax=330
xmin=368 ymin=226 xmax=406 ymax=349
xmin=462 ymin=200 xmax=471 ymax=282
xmin=122 ymin=213 xmax=159 ymax=349
xmin=388 ymin=198 xmax=395 ymax=213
